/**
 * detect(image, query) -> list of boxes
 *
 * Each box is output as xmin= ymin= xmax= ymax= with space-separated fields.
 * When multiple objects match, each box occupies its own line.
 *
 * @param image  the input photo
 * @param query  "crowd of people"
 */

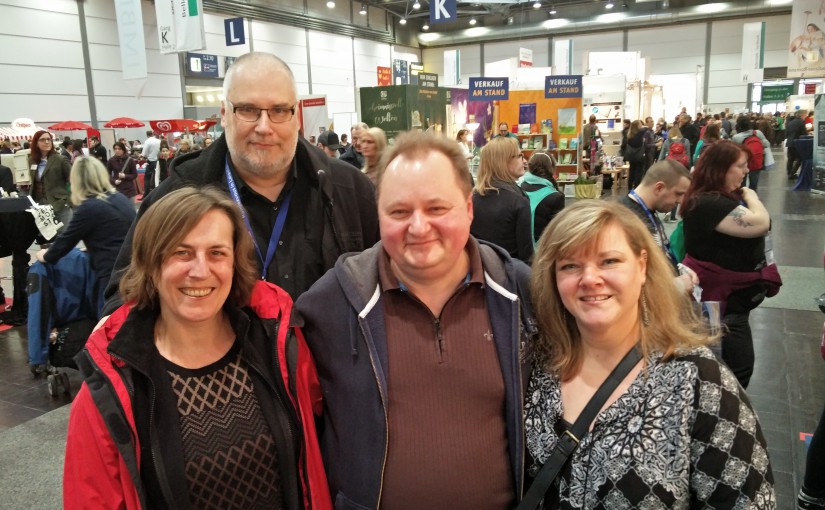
xmin=2 ymin=50 xmax=822 ymax=509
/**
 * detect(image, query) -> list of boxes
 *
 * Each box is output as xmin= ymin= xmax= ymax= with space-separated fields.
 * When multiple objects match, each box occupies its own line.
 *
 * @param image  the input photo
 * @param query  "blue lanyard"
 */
xmin=225 ymin=157 xmax=291 ymax=280
xmin=628 ymin=190 xmax=678 ymax=265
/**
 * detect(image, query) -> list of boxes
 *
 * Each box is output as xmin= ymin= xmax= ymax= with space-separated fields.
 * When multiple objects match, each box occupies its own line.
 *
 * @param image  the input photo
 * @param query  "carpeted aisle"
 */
xmin=0 ymin=405 xmax=69 ymax=508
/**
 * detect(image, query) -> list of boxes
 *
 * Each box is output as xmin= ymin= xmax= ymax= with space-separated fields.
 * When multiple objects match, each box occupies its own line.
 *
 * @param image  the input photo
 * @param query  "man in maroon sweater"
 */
xmin=296 ymin=131 xmax=536 ymax=509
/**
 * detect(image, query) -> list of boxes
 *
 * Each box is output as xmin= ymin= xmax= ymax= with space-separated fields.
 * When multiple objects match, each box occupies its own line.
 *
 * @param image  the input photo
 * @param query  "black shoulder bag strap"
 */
xmin=517 ymin=344 xmax=643 ymax=510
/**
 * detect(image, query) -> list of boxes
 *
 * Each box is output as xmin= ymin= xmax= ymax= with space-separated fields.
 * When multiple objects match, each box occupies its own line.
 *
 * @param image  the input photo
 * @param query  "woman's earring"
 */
xmin=641 ymin=289 xmax=650 ymax=327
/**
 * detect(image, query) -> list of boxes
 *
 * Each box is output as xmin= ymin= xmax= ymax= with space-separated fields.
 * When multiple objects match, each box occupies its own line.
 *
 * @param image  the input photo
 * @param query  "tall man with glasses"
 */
xmin=103 ymin=52 xmax=379 ymax=313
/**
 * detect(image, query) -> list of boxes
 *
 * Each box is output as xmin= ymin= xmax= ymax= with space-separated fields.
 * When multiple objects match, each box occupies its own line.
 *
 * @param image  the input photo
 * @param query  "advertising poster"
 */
xmin=787 ymin=0 xmax=825 ymax=78
xmin=813 ymin=94 xmax=825 ymax=194
xmin=114 ymin=0 xmax=147 ymax=79
xmin=469 ymin=77 xmax=509 ymax=101
xmin=377 ymin=67 xmax=391 ymax=86
xmin=393 ymin=60 xmax=409 ymax=85
xmin=545 ymin=75 xmax=583 ymax=99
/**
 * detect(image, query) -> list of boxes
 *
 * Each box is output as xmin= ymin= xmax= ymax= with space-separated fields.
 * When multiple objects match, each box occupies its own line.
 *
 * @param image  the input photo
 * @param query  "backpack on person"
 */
xmin=743 ymin=134 xmax=764 ymax=170
xmin=666 ymin=139 xmax=689 ymax=167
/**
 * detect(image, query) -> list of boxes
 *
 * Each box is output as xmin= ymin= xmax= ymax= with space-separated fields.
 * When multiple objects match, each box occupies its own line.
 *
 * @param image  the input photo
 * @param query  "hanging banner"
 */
xmin=519 ymin=47 xmax=533 ymax=68
xmin=430 ymin=0 xmax=456 ymax=25
xmin=155 ymin=0 xmax=206 ymax=54
xmin=545 ymin=75 xmax=583 ymax=99
xmin=554 ymin=39 xmax=572 ymax=76
xmin=741 ymin=22 xmax=765 ymax=83
xmin=114 ymin=0 xmax=148 ymax=80
xmin=444 ymin=49 xmax=460 ymax=86
xmin=788 ymin=0 xmax=825 ymax=78
xmin=469 ymin=77 xmax=509 ymax=101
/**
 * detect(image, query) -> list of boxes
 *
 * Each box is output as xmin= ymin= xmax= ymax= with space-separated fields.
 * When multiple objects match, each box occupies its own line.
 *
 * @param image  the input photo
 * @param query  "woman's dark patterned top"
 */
xmin=525 ymin=347 xmax=775 ymax=509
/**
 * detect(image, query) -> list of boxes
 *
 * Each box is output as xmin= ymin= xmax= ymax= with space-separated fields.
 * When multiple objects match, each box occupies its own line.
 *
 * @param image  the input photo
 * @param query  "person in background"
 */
xmin=0 ymin=139 xmax=11 ymax=155
xmin=496 ymin=121 xmax=519 ymax=140
xmin=141 ymin=131 xmax=160 ymax=196
xmin=103 ymin=51 xmax=378 ymax=312
xmin=175 ymin=139 xmax=193 ymax=158
xmin=617 ymin=159 xmax=698 ymax=294
xmin=295 ymin=131 xmax=535 ymax=510
xmin=786 ymin=110 xmax=807 ymax=179
xmin=29 ymin=130 xmax=73 ymax=238
xmin=678 ymin=114 xmax=701 ymax=162
xmin=60 ymin=140 xmax=73 ymax=161
xmin=203 ymin=136 xmax=213 ymax=148
xmin=340 ymin=122 xmax=368 ymax=169
xmin=524 ymin=200 xmax=775 ymax=508
xmin=694 ymin=122 xmax=722 ymax=162
xmin=71 ymin=139 xmax=84 ymax=163
xmin=582 ymin=115 xmax=602 ymax=152
xmin=317 ymin=130 xmax=342 ymax=158
xmin=107 ymin=142 xmax=138 ymax=203
xmin=156 ymin=146 xmax=171 ymax=185
xmin=88 ymin=136 xmax=107 ymax=165
xmin=658 ymin=125 xmax=691 ymax=164
xmin=456 ymin=128 xmax=473 ymax=160
xmin=731 ymin=115 xmax=771 ymax=192
xmin=36 ymin=157 xmax=134 ymax=314
xmin=360 ymin=126 xmax=387 ymax=183
xmin=681 ymin=140 xmax=779 ymax=389
xmin=521 ymin=151 xmax=563 ymax=247
xmin=64 ymin=187 xmax=331 ymax=510
xmin=338 ymin=133 xmax=349 ymax=155
xmin=623 ymin=120 xmax=648 ymax=190
xmin=471 ymin=136 xmax=533 ymax=263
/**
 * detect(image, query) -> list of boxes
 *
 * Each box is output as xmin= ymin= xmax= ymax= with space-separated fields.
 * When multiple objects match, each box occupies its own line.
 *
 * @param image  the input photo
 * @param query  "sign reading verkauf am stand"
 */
xmin=545 ymin=75 xmax=583 ymax=99
xmin=469 ymin=78 xmax=509 ymax=101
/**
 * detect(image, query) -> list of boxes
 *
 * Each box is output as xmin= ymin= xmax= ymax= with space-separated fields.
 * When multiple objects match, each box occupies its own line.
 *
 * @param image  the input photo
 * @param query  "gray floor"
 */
xmin=0 ymin=149 xmax=823 ymax=509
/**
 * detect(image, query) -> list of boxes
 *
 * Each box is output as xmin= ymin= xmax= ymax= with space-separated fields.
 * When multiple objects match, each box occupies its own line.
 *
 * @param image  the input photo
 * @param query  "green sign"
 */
xmin=761 ymin=84 xmax=794 ymax=102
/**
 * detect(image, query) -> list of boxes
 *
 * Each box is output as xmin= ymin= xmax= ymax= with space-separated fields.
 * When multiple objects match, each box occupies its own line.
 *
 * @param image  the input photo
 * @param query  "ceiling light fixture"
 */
xmin=422 ymin=22 xmax=429 ymax=30
xmin=399 ymin=16 xmax=407 ymax=24
xmin=605 ymin=1 xmax=614 ymax=9
xmin=359 ymin=3 xmax=367 ymax=14
xmin=469 ymin=16 xmax=477 ymax=25
xmin=413 ymin=0 xmax=421 ymax=9
xmin=548 ymin=5 xmax=557 ymax=14
xmin=326 ymin=0 xmax=335 ymax=7
xmin=533 ymin=1 xmax=541 ymax=8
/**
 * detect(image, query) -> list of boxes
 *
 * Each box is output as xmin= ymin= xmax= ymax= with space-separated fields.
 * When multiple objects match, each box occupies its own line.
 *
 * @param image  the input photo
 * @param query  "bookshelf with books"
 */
xmin=516 ymin=133 xmax=550 ymax=159
xmin=551 ymin=147 xmax=579 ymax=175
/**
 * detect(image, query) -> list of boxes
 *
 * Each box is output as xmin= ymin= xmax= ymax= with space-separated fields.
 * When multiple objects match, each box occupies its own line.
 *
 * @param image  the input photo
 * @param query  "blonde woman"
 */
xmin=360 ymin=127 xmax=387 ymax=183
xmin=523 ymin=200 xmax=775 ymax=508
xmin=35 ymin=157 xmax=135 ymax=313
xmin=470 ymin=136 xmax=533 ymax=262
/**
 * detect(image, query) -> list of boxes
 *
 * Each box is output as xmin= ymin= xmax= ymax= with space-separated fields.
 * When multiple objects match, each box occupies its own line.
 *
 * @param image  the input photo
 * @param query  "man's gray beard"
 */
xmin=233 ymin=146 xmax=296 ymax=179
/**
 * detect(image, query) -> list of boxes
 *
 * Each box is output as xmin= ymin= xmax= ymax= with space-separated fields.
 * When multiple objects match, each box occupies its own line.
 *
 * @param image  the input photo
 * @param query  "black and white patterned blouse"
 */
xmin=524 ymin=347 xmax=775 ymax=509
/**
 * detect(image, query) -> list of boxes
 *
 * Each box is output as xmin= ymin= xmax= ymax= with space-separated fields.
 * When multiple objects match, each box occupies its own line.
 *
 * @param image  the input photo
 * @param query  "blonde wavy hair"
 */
xmin=530 ymin=200 xmax=713 ymax=380
xmin=474 ymin=136 xmax=520 ymax=196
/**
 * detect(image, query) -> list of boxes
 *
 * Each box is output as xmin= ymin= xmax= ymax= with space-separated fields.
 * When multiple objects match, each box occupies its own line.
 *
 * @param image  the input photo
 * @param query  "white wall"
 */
xmin=485 ymin=38 xmax=550 ymax=68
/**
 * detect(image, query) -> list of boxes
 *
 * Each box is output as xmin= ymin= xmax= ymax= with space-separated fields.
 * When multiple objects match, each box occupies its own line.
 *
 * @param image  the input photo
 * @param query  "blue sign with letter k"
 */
xmin=430 ymin=0 xmax=456 ymax=24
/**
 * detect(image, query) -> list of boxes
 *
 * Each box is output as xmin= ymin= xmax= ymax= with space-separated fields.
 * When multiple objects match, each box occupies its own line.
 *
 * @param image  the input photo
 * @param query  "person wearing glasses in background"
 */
xmin=29 ymin=130 xmax=73 ymax=237
xmin=470 ymin=136 xmax=533 ymax=263
xmin=103 ymin=51 xmax=379 ymax=314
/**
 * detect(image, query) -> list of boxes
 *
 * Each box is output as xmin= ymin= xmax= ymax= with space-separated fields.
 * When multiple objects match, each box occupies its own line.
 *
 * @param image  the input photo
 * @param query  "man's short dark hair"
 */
xmin=376 ymin=131 xmax=472 ymax=198
xmin=641 ymin=159 xmax=691 ymax=187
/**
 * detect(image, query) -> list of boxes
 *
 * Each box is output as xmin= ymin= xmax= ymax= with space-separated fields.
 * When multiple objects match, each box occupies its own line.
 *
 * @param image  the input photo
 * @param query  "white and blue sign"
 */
xmin=430 ymin=0 xmax=456 ymax=24
xmin=224 ymin=17 xmax=245 ymax=46
xmin=469 ymin=77 xmax=509 ymax=101
xmin=545 ymin=75 xmax=583 ymax=98
xmin=186 ymin=52 xmax=219 ymax=78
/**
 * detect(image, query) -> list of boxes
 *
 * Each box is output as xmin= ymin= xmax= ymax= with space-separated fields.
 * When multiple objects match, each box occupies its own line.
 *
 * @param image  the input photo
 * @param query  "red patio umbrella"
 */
xmin=104 ymin=117 xmax=145 ymax=128
xmin=47 ymin=120 xmax=94 ymax=131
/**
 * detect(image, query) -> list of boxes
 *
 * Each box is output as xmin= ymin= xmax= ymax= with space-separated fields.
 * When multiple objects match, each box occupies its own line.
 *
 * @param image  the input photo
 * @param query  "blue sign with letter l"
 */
xmin=224 ymin=17 xmax=245 ymax=46
xmin=469 ymin=77 xmax=509 ymax=101
xmin=430 ymin=0 xmax=456 ymax=25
